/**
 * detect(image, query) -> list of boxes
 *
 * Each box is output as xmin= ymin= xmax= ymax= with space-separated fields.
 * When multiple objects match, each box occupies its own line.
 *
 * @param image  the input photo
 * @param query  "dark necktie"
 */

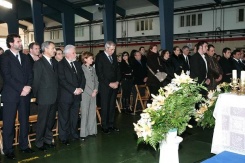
xmin=185 ymin=56 xmax=190 ymax=68
xmin=70 ymin=62 xmax=76 ymax=73
xmin=109 ymin=56 xmax=113 ymax=64
xmin=50 ymin=59 xmax=54 ymax=71
xmin=71 ymin=62 xmax=78 ymax=79
xmin=238 ymin=60 xmax=244 ymax=69
xmin=16 ymin=54 xmax=21 ymax=65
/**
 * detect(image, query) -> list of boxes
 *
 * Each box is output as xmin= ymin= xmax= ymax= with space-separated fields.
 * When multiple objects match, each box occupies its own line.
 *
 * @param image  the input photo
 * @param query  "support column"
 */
xmin=30 ymin=0 xmax=44 ymax=44
xmin=102 ymin=0 xmax=116 ymax=43
xmin=6 ymin=16 xmax=19 ymax=34
xmin=159 ymin=0 xmax=174 ymax=50
xmin=61 ymin=11 xmax=75 ymax=45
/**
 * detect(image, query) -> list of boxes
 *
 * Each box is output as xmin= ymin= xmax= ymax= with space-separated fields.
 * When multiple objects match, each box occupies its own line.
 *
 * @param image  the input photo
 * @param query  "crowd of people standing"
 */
xmin=0 ymin=33 xmax=244 ymax=160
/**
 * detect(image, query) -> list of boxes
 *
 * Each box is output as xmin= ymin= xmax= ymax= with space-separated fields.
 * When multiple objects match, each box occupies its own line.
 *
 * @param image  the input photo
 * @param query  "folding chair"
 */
xmin=133 ymin=85 xmax=150 ymax=115
xmin=96 ymin=106 xmax=102 ymax=125
xmin=0 ymin=104 xmax=20 ymax=154
xmin=116 ymin=92 xmax=122 ymax=113
xmin=28 ymin=98 xmax=58 ymax=147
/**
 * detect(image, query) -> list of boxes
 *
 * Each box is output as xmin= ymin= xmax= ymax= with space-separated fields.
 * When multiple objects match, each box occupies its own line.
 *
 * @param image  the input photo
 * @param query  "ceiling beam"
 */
xmin=43 ymin=7 xmax=62 ymax=23
xmin=19 ymin=23 xmax=28 ymax=30
xmin=213 ymin=0 xmax=222 ymax=4
xmin=37 ymin=0 xmax=93 ymax=21
xmin=147 ymin=0 xmax=158 ymax=7
xmin=0 ymin=21 xmax=27 ymax=30
xmin=73 ymin=0 xmax=126 ymax=17
xmin=116 ymin=6 xmax=126 ymax=17
xmin=16 ymin=1 xmax=61 ymax=24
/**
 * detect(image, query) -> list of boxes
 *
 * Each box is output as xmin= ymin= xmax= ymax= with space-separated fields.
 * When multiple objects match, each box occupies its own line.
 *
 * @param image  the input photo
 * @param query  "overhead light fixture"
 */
xmin=95 ymin=3 xmax=100 ymax=6
xmin=0 ymin=0 xmax=13 ymax=9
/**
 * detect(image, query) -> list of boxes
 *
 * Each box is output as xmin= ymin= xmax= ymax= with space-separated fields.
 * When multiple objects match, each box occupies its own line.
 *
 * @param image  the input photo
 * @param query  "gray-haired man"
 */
xmin=33 ymin=41 xmax=58 ymax=151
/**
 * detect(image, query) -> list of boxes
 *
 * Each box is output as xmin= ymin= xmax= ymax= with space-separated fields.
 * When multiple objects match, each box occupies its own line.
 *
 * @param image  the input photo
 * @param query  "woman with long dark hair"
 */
xmin=170 ymin=46 xmax=183 ymax=75
xmin=120 ymin=51 xmax=133 ymax=113
xmin=160 ymin=50 xmax=175 ymax=87
xmin=146 ymin=45 xmax=164 ymax=96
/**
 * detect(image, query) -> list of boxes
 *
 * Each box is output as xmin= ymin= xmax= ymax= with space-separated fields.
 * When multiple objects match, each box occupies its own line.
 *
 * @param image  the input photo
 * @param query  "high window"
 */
xmin=135 ymin=18 xmax=153 ymax=31
xmin=50 ymin=30 xmax=59 ymax=40
xmin=75 ymin=26 xmax=84 ymax=37
xmin=180 ymin=13 xmax=202 ymax=27
xmin=238 ymin=8 xmax=244 ymax=22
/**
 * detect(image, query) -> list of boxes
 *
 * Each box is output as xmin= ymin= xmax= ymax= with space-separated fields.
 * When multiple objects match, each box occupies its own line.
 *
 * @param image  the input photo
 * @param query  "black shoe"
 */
xmin=80 ymin=137 xmax=86 ymax=141
xmin=61 ymin=140 xmax=70 ymax=146
xmin=44 ymin=143 xmax=56 ymax=148
xmin=21 ymin=148 xmax=35 ymax=153
xmin=5 ymin=152 xmax=16 ymax=160
xmin=37 ymin=146 xmax=47 ymax=152
xmin=101 ymin=128 xmax=111 ymax=134
xmin=109 ymin=127 xmax=120 ymax=132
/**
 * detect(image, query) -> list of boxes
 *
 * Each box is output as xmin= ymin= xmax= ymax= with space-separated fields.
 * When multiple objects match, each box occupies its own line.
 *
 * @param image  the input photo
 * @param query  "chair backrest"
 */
xmin=135 ymin=84 xmax=150 ymax=100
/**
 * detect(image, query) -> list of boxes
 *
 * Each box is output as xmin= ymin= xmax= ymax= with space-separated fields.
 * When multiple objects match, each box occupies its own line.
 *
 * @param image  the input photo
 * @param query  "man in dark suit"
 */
xmin=57 ymin=45 xmax=85 ymax=144
xmin=1 ymin=34 xmax=34 ymax=159
xmin=32 ymin=41 xmax=58 ymax=151
xmin=219 ymin=47 xmax=232 ymax=83
xmin=179 ymin=46 xmax=191 ymax=75
xmin=190 ymin=41 xmax=210 ymax=86
xmin=132 ymin=51 xmax=148 ymax=110
xmin=95 ymin=41 xmax=121 ymax=134
xmin=27 ymin=42 xmax=40 ymax=67
xmin=231 ymin=49 xmax=243 ymax=78
xmin=205 ymin=44 xmax=223 ymax=90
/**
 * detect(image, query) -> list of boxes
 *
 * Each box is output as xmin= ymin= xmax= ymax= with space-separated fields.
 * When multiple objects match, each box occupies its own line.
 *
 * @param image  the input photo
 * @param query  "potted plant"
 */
xmin=133 ymin=72 xmax=206 ymax=163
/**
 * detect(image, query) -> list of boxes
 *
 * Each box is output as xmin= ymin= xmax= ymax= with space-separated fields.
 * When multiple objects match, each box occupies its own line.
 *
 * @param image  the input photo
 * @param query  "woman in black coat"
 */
xmin=146 ymin=45 xmax=164 ymax=96
xmin=170 ymin=46 xmax=183 ymax=75
xmin=120 ymin=51 xmax=133 ymax=113
xmin=160 ymin=50 xmax=175 ymax=87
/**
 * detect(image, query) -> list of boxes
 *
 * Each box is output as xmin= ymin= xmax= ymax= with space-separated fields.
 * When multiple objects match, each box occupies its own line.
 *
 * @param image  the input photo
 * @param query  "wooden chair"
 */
xmin=28 ymin=98 xmax=58 ymax=147
xmin=0 ymin=103 xmax=20 ymax=154
xmin=0 ymin=121 xmax=3 ymax=154
xmin=52 ymin=112 xmax=59 ymax=137
xmin=96 ymin=106 xmax=102 ymax=125
xmin=133 ymin=85 xmax=150 ymax=115
xmin=116 ymin=92 xmax=122 ymax=113
xmin=27 ymin=98 xmax=38 ymax=147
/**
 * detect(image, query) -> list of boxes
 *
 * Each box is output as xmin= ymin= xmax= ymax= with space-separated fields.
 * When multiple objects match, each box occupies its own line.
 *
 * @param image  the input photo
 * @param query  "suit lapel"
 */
xmin=8 ymin=51 xmax=23 ymax=71
xmin=20 ymin=53 xmax=25 ymax=68
xmin=63 ymin=58 xmax=74 ymax=74
xmin=103 ymin=53 xmax=113 ymax=64
xmin=42 ymin=57 xmax=55 ymax=72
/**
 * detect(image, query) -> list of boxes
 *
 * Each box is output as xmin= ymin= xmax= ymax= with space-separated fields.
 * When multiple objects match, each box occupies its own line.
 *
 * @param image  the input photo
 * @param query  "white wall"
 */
xmin=41 ymin=5 xmax=245 ymax=44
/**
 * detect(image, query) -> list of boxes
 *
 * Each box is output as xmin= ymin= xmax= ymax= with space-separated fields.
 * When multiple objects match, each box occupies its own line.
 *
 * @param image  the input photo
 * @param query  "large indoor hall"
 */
xmin=0 ymin=0 xmax=245 ymax=163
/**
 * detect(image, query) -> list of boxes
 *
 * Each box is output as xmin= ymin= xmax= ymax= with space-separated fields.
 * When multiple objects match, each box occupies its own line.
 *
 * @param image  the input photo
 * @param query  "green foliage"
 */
xmin=141 ymin=83 xmax=206 ymax=149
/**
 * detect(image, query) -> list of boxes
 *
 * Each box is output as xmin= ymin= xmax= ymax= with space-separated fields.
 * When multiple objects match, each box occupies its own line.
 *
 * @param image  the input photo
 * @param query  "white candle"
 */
xmin=232 ymin=70 xmax=237 ymax=79
xmin=241 ymin=71 xmax=245 ymax=81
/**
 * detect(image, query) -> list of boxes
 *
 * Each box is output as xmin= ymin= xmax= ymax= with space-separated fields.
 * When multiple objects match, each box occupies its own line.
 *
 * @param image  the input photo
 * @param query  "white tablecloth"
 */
xmin=211 ymin=93 xmax=245 ymax=155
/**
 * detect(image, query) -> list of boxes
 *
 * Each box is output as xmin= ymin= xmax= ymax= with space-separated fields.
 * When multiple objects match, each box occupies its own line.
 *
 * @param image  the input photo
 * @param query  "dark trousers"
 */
xmin=35 ymin=104 xmax=56 ymax=147
xmin=3 ymin=98 xmax=30 ymax=154
xmin=121 ymin=79 xmax=133 ymax=108
xmin=58 ymin=101 xmax=80 ymax=141
xmin=99 ymin=84 xmax=117 ymax=129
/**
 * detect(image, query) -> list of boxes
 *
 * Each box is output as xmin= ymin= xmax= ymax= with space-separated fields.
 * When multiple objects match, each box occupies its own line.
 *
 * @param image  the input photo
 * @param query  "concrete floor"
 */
xmin=0 ymin=112 xmax=215 ymax=163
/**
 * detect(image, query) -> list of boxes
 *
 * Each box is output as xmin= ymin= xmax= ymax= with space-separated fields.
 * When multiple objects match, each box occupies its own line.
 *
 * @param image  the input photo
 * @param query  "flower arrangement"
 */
xmin=133 ymin=72 xmax=206 ymax=149
xmin=195 ymin=82 xmax=230 ymax=128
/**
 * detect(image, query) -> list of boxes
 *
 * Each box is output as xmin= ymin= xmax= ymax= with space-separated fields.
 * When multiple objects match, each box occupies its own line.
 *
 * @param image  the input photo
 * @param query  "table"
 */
xmin=202 ymin=151 xmax=245 ymax=163
xmin=211 ymin=93 xmax=245 ymax=155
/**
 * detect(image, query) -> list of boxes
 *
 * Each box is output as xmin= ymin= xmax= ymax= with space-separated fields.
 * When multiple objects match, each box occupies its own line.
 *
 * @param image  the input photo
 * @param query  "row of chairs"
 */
xmin=0 ymin=98 xmax=58 ymax=154
xmin=115 ymin=84 xmax=150 ymax=115
xmin=0 ymin=84 xmax=150 ymax=154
